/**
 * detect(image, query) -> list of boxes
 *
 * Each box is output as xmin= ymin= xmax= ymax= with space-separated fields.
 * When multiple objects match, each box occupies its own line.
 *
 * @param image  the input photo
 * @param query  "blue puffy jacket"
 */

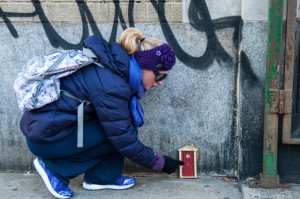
xmin=20 ymin=35 xmax=156 ymax=169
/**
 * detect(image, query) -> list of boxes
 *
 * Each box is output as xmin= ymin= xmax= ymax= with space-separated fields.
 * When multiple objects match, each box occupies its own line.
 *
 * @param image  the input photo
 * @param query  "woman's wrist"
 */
xmin=151 ymin=153 xmax=165 ymax=172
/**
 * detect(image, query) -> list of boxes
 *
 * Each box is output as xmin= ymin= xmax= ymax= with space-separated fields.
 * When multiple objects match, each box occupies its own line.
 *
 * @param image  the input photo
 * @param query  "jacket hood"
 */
xmin=83 ymin=35 xmax=129 ymax=80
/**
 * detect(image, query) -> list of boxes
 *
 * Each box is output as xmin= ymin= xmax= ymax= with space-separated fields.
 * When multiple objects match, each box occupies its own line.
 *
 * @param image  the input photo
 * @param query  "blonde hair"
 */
xmin=118 ymin=28 xmax=163 ymax=55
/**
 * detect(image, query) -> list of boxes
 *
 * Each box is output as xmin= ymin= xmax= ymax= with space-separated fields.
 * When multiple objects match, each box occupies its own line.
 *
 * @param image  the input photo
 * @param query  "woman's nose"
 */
xmin=157 ymin=80 xmax=164 ymax=86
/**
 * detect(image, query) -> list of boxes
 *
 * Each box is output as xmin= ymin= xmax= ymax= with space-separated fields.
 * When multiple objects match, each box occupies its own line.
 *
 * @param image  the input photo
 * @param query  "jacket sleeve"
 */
xmin=90 ymin=85 xmax=157 ymax=169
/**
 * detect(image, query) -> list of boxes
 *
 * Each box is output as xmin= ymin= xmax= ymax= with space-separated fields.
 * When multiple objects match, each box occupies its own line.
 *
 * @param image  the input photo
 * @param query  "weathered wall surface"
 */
xmin=0 ymin=0 xmax=271 ymax=178
xmin=238 ymin=0 xmax=268 ymax=178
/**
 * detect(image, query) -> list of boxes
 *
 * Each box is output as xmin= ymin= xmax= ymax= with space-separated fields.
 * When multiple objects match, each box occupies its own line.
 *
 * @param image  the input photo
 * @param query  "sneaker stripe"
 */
xmin=83 ymin=181 xmax=135 ymax=190
xmin=83 ymin=176 xmax=136 ymax=190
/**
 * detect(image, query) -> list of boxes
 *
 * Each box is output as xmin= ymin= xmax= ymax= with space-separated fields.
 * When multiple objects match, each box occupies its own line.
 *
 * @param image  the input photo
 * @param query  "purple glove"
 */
xmin=152 ymin=153 xmax=165 ymax=172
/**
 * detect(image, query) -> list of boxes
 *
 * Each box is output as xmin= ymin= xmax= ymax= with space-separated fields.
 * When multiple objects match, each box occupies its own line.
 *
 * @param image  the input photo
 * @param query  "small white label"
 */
xmin=186 ymin=154 xmax=190 ymax=158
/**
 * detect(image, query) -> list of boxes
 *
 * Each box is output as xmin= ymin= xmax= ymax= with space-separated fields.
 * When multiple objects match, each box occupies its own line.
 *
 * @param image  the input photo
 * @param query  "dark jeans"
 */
xmin=26 ymin=119 xmax=124 ymax=185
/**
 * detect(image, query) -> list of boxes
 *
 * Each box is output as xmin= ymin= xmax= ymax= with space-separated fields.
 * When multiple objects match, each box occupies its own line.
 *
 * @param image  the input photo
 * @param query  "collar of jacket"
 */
xmin=83 ymin=35 xmax=130 ymax=80
xmin=128 ymin=56 xmax=146 ymax=127
xmin=128 ymin=56 xmax=146 ymax=98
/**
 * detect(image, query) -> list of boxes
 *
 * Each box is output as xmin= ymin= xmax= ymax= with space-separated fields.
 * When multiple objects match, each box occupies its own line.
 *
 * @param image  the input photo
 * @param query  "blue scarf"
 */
xmin=128 ymin=56 xmax=146 ymax=127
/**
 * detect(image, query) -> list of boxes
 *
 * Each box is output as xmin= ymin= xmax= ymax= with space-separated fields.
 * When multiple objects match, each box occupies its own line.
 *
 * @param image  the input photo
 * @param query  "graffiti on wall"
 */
xmin=0 ymin=0 xmax=255 ymax=76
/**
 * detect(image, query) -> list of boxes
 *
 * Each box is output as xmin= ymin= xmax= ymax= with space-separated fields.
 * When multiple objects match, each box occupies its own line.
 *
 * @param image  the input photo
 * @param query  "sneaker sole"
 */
xmin=83 ymin=182 xmax=135 ymax=190
xmin=33 ymin=158 xmax=71 ymax=199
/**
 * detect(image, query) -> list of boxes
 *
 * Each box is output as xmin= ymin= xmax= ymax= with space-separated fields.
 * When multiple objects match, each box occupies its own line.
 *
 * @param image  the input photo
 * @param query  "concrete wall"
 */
xmin=0 ymin=0 xmax=279 ymax=179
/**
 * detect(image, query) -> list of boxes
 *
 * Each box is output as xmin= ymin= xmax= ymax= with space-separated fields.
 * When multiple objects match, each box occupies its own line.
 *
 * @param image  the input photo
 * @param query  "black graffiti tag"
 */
xmin=1 ymin=0 xmax=246 ymax=70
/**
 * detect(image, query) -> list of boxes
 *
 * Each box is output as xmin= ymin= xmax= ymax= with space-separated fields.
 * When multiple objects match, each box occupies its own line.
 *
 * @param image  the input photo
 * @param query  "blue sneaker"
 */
xmin=33 ymin=158 xmax=74 ymax=199
xmin=83 ymin=175 xmax=136 ymax=190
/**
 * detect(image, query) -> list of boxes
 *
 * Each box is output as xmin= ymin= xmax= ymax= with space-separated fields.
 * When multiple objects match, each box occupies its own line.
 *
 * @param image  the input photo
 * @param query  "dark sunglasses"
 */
xmin=153 ymin=70 xmax=168 ymax=82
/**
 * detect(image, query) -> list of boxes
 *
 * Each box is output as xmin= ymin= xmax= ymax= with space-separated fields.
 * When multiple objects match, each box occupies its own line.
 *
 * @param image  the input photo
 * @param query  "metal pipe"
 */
xmin=260 ymin=0 xmax=283 ymax=188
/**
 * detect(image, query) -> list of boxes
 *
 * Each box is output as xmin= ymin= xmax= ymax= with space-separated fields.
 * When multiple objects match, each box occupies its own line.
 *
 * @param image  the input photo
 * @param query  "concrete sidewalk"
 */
xmin=0 ymin=173 xmax=299 ymax=199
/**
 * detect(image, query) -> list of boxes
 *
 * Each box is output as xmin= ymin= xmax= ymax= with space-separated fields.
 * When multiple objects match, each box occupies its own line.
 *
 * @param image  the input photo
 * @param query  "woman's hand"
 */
xmin=162 ymin=156 xmax=184 ymax=174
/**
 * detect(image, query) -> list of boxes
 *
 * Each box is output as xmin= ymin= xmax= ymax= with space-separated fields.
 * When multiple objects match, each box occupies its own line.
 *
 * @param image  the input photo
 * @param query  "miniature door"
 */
xmin=178 ymin=145 xmax=198 ymax=178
